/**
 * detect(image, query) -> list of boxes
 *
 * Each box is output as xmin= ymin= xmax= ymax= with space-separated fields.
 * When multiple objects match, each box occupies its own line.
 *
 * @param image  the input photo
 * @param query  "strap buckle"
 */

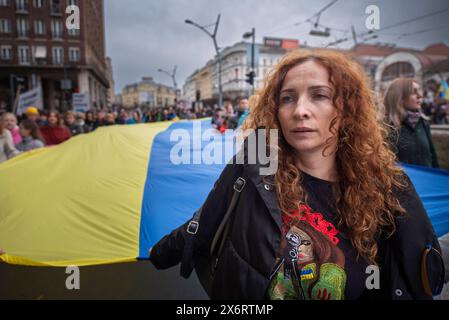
xmin=233 ymin=177 xmax=246 ymax=193
xmin=187 ymin=221 xmax=199 ymax=235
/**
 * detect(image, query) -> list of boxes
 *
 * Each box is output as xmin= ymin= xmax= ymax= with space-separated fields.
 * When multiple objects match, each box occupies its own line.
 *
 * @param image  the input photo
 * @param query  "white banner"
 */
xmin=16 ymin=87 xmax=43 ymax=116
xmin=72 ymin=93 xmax=90 ymax=113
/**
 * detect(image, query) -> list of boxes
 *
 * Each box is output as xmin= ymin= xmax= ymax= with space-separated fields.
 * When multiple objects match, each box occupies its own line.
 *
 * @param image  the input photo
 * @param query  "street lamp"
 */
xmin=158 ymin=66 xmax=178 ymax=102
xmin=243 ymin=28 xmax=256 ymax=94
xmin=185 ymin=14 xmax=223 ymax=108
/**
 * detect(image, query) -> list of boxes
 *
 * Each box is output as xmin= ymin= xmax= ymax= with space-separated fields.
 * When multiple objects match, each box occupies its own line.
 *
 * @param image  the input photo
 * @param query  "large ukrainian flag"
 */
xmin=0 ymin=119 xmax=448 ymax=267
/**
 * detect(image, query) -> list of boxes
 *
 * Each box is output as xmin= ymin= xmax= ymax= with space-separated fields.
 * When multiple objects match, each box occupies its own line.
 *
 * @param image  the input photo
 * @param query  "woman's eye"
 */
xmin=313 ymin=94 xmax=329 ymax=100
xmin=281 ymin=96 xmax=294 ymax=104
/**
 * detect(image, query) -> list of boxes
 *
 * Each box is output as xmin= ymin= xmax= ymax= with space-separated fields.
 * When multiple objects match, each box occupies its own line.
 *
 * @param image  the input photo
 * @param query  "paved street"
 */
xmin=0 ymin=262 xmax=208 ymax=300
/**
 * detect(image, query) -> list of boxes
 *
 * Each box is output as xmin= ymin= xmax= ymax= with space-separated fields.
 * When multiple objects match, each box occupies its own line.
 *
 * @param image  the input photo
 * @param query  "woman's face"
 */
xmin=404 ymin=82 xmax=423 ymax=111
xmin=3 ymin=114 xmax=17 ymax=130
xmin=278 ymin=61 xmax=339 ymax=155
xmin=291 ymin=227 xmax=314 ymax=263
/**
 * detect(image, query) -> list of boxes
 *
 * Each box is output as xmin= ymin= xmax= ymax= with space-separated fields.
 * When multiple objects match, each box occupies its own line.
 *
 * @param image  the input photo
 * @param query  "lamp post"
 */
xmin=185 ymin=14 xmax=223 ymax=108
xmin=243 ymin=28 xmax=256 ymax=94
xmin=158 ymin=65 xmax=178 ymax=103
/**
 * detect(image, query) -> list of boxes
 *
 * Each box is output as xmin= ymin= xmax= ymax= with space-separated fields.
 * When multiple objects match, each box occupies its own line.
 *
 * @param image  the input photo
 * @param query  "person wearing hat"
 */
xmin=25 ymin=106 xmax=40 ymax=123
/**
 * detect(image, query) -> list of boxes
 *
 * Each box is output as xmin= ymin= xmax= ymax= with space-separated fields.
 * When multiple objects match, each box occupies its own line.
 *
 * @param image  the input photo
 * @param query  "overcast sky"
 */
xmin=104 ymin=0 xmax=449 ymax=94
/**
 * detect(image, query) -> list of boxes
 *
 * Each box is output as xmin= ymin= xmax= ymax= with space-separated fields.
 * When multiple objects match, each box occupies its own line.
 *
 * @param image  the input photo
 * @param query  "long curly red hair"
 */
xmin=243 ymin=49 xmax=407 ymax=264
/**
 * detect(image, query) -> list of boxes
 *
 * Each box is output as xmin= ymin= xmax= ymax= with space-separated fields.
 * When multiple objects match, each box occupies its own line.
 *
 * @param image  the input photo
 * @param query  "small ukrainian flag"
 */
xmin=439 ymin=79 xmax=449 ymax=100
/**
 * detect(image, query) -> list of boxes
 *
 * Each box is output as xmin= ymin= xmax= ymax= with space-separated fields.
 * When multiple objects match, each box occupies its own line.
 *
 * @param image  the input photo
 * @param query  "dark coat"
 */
xmin=150 ymin=151 xmax=444 ymax=300
xmin=389 ymin=118 xmax=439 ymax=169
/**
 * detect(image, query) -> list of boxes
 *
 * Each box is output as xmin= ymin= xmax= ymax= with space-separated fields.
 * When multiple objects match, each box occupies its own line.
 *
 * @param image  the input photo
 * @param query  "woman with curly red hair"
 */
xmin=149 ymin=49 xmax=445 ymax=300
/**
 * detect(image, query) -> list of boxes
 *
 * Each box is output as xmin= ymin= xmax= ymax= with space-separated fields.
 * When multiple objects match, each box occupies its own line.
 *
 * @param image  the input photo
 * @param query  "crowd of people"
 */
xmin=421 ymin=87 xmax=449 ymax=125
xmin=0 ymin=78 xmax=448 ymax=169
xmin=0 ymin=104 xmax=216 ymax=163
xmin=211 ymin=98 xmax=251 ymax=133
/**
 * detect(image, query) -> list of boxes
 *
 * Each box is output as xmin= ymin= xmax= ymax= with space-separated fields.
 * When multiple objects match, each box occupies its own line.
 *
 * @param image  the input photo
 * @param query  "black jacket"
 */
xmin=389 ymin=118 xmax=439 ymax=169
xmin=150 ymin=152 xmax=445 ymax=300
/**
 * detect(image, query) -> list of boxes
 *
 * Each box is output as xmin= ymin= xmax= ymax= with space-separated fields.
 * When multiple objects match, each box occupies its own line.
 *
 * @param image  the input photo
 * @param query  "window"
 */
xmin=33 ymin=45 xmax=47 ymax=63
xmin=33 ymin=0 xmax=42 ymax=8
xmin=68 ymin=47 xmax=80 ymax=62
xmin=18 ymin=46 xmax=30 ymax=65
xmin=52 ymin=46 xmax=63 ymax=65
xmin=51 ymin=19 xmax=62 ymax=39
xmin=50 ymin=0 xmax=61 ymax=14
xmin=0 ymin=19 xmax=11 ymax=33
xmin=0 ymin=0 xmax=10 ymax=6
xmin=1 ymin=46 xmax=13 ymax=60
xmin=34 ymin=19 xmax=45 ymax=35
xmin=16 ymin=0 xmax=27 ymax=11
xmin=381 ymin=62 xmax=415 ymax=82
xmin=68 ymin=0 xmax=77 ymax=5
xmin=17 ymin=18 xmax=29 ymax=37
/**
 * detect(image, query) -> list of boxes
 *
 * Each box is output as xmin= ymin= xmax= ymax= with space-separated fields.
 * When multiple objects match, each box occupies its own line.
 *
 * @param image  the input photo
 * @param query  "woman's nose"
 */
xmin=293 ymin=98 xmax=311 ymax=119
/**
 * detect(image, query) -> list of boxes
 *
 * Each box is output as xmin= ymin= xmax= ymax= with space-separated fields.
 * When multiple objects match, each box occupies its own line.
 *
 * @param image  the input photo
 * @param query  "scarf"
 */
xmin=406 ymin=111 xmax=422 ymax=128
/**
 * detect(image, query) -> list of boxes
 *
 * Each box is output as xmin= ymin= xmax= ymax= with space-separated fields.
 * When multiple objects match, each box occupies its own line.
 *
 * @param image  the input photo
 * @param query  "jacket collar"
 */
xmin=239 ymin=129 xmax=282 ymax=233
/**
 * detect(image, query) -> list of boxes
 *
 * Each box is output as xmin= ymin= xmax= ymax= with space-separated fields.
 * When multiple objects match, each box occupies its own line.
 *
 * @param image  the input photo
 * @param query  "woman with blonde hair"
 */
xmin=1 ymin=112 xmax=22 ymax=145
xmin=0 ymin=118 xmax=20 ymax=163
xmin=149 ymin=49 xmax=444 ymax=300
xmin=384 ymin=78 xmax=439 ymax=168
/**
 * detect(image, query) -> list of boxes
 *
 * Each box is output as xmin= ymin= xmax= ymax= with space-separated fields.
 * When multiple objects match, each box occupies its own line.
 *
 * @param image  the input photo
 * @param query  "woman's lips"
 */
xmin=292 ymin=127 xmax=316 ymax=133
xmin=291 ymin=128 xmax=316 ymax=137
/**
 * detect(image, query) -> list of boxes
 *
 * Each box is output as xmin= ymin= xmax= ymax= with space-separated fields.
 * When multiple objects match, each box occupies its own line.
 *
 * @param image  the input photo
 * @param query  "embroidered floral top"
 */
xmin=267 ymin=172 xmax=369 ymax=300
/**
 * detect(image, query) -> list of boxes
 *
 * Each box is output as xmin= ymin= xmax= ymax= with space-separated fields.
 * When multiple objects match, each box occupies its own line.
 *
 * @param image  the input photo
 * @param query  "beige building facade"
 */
xmin=121 ymin=76 xmax=176 ymax=109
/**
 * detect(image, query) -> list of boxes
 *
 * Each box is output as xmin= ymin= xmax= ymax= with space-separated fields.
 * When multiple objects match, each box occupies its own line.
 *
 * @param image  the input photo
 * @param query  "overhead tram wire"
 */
xmin=265 ymin=0 xmax=339 ymax=36
xmin=325 ymin=7 xmax=449 ymax=47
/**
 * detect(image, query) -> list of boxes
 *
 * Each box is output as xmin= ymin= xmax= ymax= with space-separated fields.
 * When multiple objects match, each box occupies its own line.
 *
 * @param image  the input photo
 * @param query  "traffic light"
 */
xmin=246 ymin=71 xmax=255 ymax=86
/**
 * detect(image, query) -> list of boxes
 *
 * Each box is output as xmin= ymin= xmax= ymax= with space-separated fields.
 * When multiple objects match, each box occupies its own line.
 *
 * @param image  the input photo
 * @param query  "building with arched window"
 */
xmin=350 ymin=43 xmax=449 ymax=95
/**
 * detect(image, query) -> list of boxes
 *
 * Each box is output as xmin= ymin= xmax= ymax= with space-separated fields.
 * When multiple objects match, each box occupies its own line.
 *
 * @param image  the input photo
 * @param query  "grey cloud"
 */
xmin=104 ymin=0 xmax=449 ymax=94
